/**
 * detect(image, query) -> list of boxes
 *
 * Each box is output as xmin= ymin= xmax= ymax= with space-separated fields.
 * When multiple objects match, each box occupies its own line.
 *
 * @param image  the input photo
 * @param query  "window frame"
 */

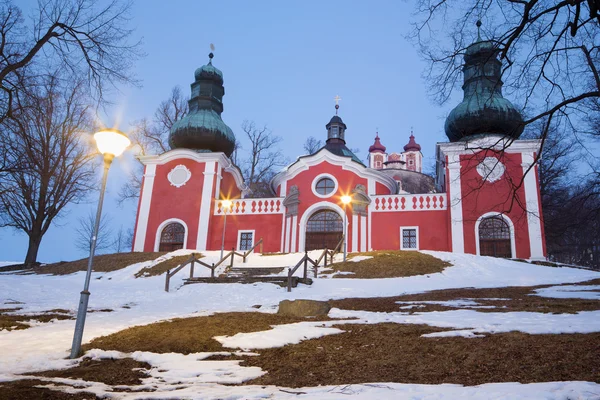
xmin=237 ymin=229 xmax=256 ymax=252
xmin=311 ymin=173 xmax=339 ymax=198
xmin=400 ymin=226 xmax=419 ymax=250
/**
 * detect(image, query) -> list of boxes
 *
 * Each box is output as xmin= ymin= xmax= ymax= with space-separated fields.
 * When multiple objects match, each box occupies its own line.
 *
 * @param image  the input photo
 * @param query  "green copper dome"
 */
xmin=445 ymin=37 xmax=524 ymax=142
xmin=169 ymin=56 xmax=235 ymax=156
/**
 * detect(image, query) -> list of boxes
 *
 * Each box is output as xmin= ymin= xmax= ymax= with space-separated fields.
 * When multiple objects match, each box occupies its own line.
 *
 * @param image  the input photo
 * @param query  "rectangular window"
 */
xmin=401 ymin=227 xmax=419 ymax=250
xmin=238 ymin=231 xmax=254 ymax=251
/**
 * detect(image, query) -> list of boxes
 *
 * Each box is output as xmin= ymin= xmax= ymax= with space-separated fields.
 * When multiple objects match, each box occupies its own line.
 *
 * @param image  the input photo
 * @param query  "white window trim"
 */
xmin=400 ymin=226 xmax=419 ymax=250
xmin=311 ymin=173 xmax=339 ymax=199
xmin=475 ymin=212 xmax=516 ymax=258
xmin=237 ymin=229 xmax=256 ymax=252
xmin=154 ymin=218 xmax=188 ymax=252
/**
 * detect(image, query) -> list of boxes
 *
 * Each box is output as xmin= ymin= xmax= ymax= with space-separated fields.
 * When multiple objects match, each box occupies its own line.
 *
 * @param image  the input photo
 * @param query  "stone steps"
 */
xmin=227 ymin=267 xmax=285 ymax=277
xmin=183 ymin=276 xmax=313 ymax=288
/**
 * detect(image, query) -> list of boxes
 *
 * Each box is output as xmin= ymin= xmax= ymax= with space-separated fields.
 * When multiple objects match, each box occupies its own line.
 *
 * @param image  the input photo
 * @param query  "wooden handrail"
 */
xmin=165 ymin=253 xmax=216 ymax=292
xmin=242 ymin=238 xmax=263 ymax=262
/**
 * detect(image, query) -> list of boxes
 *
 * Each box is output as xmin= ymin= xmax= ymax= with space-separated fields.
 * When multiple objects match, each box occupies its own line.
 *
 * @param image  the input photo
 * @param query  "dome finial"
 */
xmin=208 ymin=43 xmax=215 ymax=65
xmin=476 ymin=20 xmax=482 ymax=41
xmin=334 ymin=94 xmax=341 ymax=115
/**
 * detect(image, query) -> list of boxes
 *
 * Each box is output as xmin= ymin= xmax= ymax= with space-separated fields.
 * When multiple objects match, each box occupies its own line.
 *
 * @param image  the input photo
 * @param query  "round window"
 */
xmin=315 ymin=177 xmax=335 ymax=196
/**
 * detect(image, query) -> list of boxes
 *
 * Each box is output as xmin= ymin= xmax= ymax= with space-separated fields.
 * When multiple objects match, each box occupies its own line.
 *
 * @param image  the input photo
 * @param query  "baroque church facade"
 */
xmin=132 ymin=37 xmax=546 ymax=260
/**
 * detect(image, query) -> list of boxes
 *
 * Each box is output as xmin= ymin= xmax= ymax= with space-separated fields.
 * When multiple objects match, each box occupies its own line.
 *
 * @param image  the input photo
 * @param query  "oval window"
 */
xmin=315 ymin=177 xmax=335 ymax=196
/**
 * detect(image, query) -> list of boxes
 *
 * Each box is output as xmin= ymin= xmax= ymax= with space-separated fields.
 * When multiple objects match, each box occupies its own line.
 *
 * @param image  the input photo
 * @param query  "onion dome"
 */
xmin=444 ymin=22 xmax=524 ymax=142
xmin=403 ymin=133 xmax=421 ymax=152
xmin=369 ymin=133 xmax=386 ymax=153
xmin=169 ymin=52 xmax=235 ymax=156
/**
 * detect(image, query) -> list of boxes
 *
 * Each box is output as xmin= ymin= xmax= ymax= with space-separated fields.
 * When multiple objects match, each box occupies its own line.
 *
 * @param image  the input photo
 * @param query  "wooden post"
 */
xmin=260 ymin=238 xmax=263 ymax=254
xmin=190 ymin=255 xmax=195 ymax=279
xmin=303 ymin=251 xmax=308 ymax=279
xmin=324 ymin=247 xmax=328 ymax=267
xmin=165 ymin=270 xmax=170 ymax=292
xmin=211 ymin=263 xmax=215 ymax=278
xmin=230 ymin=248 xmax=235 ymax=268
xmin=287 ymin=268 xmax=292 ymax=292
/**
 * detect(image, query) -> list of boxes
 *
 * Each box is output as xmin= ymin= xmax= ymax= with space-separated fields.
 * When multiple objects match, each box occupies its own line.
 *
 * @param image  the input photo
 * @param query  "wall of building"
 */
xmin=207 ymin=213 xmax=283 ymax=253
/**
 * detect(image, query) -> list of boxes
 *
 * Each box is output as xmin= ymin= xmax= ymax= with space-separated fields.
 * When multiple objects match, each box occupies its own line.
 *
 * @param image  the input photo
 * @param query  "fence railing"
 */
xmin=286 ymin=235 xmax=344 ymax=292
xmin=371 ymin=194 xmax=447 ymax=212
xmin=165 ymin=253 xmax=216 ymax=292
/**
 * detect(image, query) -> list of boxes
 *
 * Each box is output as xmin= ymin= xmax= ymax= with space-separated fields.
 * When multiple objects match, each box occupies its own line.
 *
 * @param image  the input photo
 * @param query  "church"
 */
xmin=132 ymin=35 xmax=546 ymax=260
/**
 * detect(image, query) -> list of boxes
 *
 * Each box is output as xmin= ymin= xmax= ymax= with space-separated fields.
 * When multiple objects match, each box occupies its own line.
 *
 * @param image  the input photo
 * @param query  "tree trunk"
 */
xmin=24 ymin=234 xmax=42 ymax=267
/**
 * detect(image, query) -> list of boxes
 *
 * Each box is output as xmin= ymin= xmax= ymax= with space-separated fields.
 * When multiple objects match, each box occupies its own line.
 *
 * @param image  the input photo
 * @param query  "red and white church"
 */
xmin=132 ymin=39 xmax=546 ymax=260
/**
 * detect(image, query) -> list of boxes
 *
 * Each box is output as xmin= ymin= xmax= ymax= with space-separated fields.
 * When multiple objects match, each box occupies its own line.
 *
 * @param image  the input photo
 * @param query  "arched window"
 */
xmin=315 ymin=178 xmax=336 ymax=196
xmin=305 ymin=210 xmax=343 ymax=250
xmin=479 ymin=217 xmax=511 ymax=258
xmin=159 ymin=222 xmax=185 ymax=252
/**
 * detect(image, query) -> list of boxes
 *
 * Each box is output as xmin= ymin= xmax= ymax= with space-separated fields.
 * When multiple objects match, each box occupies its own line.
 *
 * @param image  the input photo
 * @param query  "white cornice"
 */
xmin=138 ymin=149 xmax=247 ymax=192
xmin=437 ymin=136 xmax=542 ymax=157
xmin=271 ymin=149 xmax=397 ymax=194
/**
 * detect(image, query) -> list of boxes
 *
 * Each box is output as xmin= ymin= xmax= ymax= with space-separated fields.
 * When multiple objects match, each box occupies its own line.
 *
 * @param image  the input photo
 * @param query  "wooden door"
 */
xmin=479 ymin=217 xmax=511 ymax=258
xmin=305 ymin=210 xmax=343 ymax=251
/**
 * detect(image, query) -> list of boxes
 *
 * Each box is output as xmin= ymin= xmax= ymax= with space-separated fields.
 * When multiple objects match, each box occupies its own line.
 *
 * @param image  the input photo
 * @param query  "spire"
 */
xmin=169 ymin=45 xmax=236 ymax=156
xmin=322 ymin=99 xmax=363 ymax=165
xmin=444 ymin=22 xmax=524 ymax=142
xmin=403 ymin=132 xmax=421 ymax=152
xmin=334 ymin=95 xmax=341 ymax=115
xmin=369 ymin=131 xmax=386 ymax=153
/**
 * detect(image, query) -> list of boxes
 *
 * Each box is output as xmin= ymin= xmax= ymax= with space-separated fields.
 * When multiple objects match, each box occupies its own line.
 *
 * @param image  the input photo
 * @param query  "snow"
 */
xmin=0 ymin=261 xmax=19 ymax=268
xmin=534 ymin=284 xmax=600 ymax=300
xmin=0 ymin=250 xmax=599 ymax=398
xmin=348 ymin=255 xmax=373 ymax=262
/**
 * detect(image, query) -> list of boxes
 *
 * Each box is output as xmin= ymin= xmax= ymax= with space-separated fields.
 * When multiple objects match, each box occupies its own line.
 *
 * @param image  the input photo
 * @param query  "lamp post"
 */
xmin=70 ymin=129 xmax=130 ymax=359
xmin=220 ymin=199 xmax=232 ymax=259
xmin=341 ymin=195 xmax=352 ymax=262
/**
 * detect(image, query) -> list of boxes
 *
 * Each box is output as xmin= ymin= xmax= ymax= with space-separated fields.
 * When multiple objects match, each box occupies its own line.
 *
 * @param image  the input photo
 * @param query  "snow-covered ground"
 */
xmin=1 ymin=250 xmax=599 ymax=399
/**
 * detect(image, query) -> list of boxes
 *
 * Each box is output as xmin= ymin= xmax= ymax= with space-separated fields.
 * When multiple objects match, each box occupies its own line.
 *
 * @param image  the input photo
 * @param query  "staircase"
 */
xmin=183 ymin=266 xmax=312 ymax=288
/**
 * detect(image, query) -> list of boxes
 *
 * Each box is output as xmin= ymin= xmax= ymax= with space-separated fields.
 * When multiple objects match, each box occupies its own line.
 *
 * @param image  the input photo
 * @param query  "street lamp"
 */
xmin=70 ymin=129 xmax=130 ymax=359
xmin=341 ymin=195 xmax=352 ymax=262
xmin=220 ymin=199 xmax=232 ymax=259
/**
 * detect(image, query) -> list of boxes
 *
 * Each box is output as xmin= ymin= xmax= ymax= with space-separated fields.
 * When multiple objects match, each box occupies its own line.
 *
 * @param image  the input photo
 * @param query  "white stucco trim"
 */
xmin=352 ymin=214 xmax=358 ymax=252
xmin=400 ymin=226 xmax=419 ymax=250
xmin=522 ymin=152 xmax=545 ymax=260
xmin=475 ymin=212 xmax=517 ymax=259
xmin=237 ymin=229 xmax=256 ymax=252
xmin=214 ymin=164 xmax=222 ymax=199
xmin=280 ymin=214 xmax=286 ymax=253
xmin=196 ymin=161 xmax=216 ymax=250
xmin=291 ymin=215 xmax=298 ymax=253
xmin=284 ymin=216 xmax=291 ymax=253
xmin=133 ymin=164 xmax=156 ymax=251
xmin=271 ymin=149 xmax=397 ymax=194
xmin=280 ymin=180 xmax=287 ymax=198
xmin=360 ymin=215 xmax=367 ymax=252
xmin=447 ymin=153 xmax=465 ymax=253
xmin=154 ymin=218 xmax=189 ymax=252
xmin=298 ymin=201 xmax=346 ymax=252
xmin=311 ymin=173 xmax=339 ymax=198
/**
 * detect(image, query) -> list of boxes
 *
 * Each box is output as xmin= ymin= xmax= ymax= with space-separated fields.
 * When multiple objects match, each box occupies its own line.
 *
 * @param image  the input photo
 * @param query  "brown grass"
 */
xmin=330 ymin=282 xmax=600 ymax=314
xmin=323 ymin=251 xmax=451 ymax=279
xmin=242 ymin=323 xmax=600 ymax=387
xmin=0 ymin=310 xmax=73 ymax=331
xmin=84 ymin=312 xmax=319 ymax=354
xmin=30 ymin=252 xmax=169 ymax=275
xmin=37 ymin=357 xmax=151 ymax=386
xmin=0 ymin=379 xmax=99 ymax=400
xmin=134 ymin=254 xmax=201 ymax=278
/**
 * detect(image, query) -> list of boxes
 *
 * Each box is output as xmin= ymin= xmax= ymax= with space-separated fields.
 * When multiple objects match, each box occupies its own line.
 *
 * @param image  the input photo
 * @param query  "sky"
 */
xmin=1 ymin=0 xmax=463 ymax=264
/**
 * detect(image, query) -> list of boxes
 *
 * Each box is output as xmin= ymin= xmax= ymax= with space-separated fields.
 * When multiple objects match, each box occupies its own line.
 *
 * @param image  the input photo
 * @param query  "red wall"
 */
xmin=207 ymin=213 xmax=283 ymax=253
xmin=143 ymin=159 xmax=205 ymax=251
xmin=219 ymin=170 xmax=241 ymax=200
xmin=459 ymin=151 xmax=531 ymax=258
xmin=370 ymin=210 xmax=450 ymax=251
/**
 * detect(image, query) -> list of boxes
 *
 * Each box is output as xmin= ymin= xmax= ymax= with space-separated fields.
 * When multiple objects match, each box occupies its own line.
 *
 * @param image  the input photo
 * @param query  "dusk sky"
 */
xmin=1 ymin=1 xmax=464 ymax=263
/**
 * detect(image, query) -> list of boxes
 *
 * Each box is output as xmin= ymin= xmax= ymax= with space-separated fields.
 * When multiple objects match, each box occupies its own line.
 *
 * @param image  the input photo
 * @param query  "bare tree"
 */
xmin=111 ymin=224 xmax=131 ymax=253
xmin=0 ymin=0 xmax=142 ymax=126
xmin=412 ymin=0 xmax=600 ymax=191
xmin=0 ymin=73 xmax=95 ymax=266
xmin=74 ymin=212 xmax=112 ymax=255
xmin=240 ymin=120 xmax=287 ymax=197
xmin=118 ymin=86 xmax=188 ymax=203
xmin=303 ymin=136 xmax=323 ymax=155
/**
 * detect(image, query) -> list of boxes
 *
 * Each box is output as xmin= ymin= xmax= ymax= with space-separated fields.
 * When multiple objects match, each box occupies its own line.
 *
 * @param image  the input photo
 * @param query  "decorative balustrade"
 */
xmin=214 ymin=198 xmax=284 ymax=215
xmin=371 ymin=194 xmax=447 ymax=212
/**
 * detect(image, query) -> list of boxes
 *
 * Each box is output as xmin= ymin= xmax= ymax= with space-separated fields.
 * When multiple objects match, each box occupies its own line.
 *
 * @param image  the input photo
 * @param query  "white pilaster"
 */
xmin=447 ymin=154 xmax=465 ymax=253
xmin=196 ymin=161 xmax=216 ymax=250
xmin=522 ymin=152 xmax=545 ymax=260
xmin=133 ymin=164 xmax=156 ymax=251
xmin=280 ymin=214 xmax=286 ymax=253
xmin=280 ymin=180 xmax=287 ymax=197
xmin=352 ymin=214 xmax=358 ymax=252
xmin=214 ymin=164 xmax=222 ymax=199
xmin=291 ymin=215 xmax=298 ymax=253
xmin=360 ymin=215 xmax=367 ymax=252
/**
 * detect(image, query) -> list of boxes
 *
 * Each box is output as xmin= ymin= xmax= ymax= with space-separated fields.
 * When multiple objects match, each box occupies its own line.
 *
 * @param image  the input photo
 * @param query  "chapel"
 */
xmin=132 ymin=36 xmax=546 ymax=260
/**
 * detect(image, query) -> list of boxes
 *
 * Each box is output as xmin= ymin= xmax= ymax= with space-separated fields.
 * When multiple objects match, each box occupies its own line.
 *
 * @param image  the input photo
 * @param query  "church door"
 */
xmin=159 ymin=222 xmax=185 ymax=252
xmin=305 ymin=210 xmax=343 ymax=251
xmin=479 ymin=217 xmax=511 ymax=258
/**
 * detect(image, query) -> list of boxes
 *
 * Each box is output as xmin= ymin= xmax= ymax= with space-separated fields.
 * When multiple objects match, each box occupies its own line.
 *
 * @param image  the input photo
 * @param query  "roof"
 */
xmin=403 ymin=134 xmax=421 ymax=152
xmin=368 ymin=134 xmax=386 ymax=153
xmin=322 ymin=141 xmax=364 ymax=165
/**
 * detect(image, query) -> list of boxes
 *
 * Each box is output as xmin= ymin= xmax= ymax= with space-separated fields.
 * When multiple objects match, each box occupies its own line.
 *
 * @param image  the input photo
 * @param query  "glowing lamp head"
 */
xmin=341 ymin=195 xmax=352 ymax=205
xmin=222 ymin=199 xmax=232 ymax=210
xmin=94 ymin=129 xmax=131 ymax=157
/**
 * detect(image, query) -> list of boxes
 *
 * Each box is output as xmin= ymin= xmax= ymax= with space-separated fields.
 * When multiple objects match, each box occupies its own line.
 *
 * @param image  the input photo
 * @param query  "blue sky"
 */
xmin=1 ymin=1 xmax=461 ymax=263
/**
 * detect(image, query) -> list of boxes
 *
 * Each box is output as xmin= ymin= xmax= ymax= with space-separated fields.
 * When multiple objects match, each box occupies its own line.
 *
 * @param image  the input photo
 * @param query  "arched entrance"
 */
xmin=305 ymin=210 xmax=343 ymax=251
xmin=159 ymin=222 xmax=185 ymax=251
xmin=479 ymin=216 xmax=511 ymax=258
